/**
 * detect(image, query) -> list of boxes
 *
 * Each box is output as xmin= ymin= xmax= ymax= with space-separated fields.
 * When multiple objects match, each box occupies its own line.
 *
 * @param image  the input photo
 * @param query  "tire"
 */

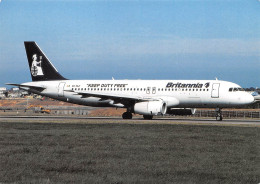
xmin=122 ymin=112 xmax=132 ymax=119
xmin=143 ymin=115 xmax=153 ymax=120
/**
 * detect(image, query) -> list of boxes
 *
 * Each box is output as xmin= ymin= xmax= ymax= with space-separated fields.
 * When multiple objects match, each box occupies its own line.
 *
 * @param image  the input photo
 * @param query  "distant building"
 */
xmin=0 ymin=87 xmax=7 ymax=91
xmin=12 ymin=88 xmax=19 ymax=91
xmin=8 ymin=88 xmax=21 ymax=98
xmin=0 ymin=87 xmax=7 ymax=98
xmin=21 ymin=90 xmax=29 ymax=96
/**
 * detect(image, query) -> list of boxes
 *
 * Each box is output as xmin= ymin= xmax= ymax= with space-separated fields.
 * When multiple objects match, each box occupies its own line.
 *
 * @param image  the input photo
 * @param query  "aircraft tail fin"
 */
xmin=24 ymin=41 xmax=67 ymax=81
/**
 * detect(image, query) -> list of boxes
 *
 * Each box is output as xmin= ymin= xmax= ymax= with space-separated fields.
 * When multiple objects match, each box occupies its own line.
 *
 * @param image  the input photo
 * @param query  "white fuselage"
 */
xmin=21 ymin=79 xmax=254 ymax=109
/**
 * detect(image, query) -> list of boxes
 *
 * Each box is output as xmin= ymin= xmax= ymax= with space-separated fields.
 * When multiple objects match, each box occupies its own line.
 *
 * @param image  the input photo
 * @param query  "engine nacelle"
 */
xmin=167 ymin=108 xmax=196 ymax=116
xmin=134 ymin=101 xmax=167 ymax=116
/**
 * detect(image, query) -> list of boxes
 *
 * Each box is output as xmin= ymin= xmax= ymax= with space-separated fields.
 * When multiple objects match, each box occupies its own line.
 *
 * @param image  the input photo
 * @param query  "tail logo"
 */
xmin=31 ymin=54 xmax=44 ymax=77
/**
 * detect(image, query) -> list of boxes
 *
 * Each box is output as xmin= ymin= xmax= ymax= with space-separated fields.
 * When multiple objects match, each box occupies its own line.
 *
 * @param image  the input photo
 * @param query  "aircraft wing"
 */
xmin=66 ymin=90 xmax=158 ymax=103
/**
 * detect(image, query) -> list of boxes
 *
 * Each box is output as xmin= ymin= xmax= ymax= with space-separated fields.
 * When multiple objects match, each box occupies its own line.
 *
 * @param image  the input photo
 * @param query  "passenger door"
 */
xmin=58 ymin=82 xmax=66 ymax=97
xmin=211 ymin=83 xmax=220 ymax=98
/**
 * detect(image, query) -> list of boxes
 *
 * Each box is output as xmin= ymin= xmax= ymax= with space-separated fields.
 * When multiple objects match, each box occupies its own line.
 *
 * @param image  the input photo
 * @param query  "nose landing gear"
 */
xmin=122 ymin=111 xmax=133 ymax=119
xmin=215 ymin=108 xmax=223 ymax=121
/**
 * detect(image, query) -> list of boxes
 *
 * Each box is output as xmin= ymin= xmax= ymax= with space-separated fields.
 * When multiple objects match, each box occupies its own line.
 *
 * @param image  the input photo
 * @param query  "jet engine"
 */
xmin=167 ymin=108 xmax=196 ymax=116
xmin=134 ymin=100 xmax=167 ymax=116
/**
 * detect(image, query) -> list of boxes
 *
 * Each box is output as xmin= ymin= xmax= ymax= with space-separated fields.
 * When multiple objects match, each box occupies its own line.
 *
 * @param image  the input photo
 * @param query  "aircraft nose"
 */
xmin=243 ymin=93 xmax=254 ymax=104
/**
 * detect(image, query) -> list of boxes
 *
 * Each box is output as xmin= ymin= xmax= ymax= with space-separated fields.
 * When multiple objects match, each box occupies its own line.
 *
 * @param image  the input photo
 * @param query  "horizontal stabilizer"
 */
xmin=6 ymin=83 xmax=46 ymax=90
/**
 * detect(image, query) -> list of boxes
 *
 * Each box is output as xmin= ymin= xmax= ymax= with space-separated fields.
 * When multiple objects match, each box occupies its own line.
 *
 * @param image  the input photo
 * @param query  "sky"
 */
xmin=0 ymin=0 xmax=260 ymax=88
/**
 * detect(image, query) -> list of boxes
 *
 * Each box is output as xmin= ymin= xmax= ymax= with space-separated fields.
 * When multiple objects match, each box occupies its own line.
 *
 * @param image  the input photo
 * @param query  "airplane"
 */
xmin=7 ymin=41 xmax=255 ymax=121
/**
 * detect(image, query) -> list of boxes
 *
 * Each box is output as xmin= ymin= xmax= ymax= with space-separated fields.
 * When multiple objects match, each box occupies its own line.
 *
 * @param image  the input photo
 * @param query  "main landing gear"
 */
xmin=215 ymin=108 xmax=223 ymax=121
xmin=122 ymin=112 xmax=153 ymax=120
xmin=143 ymin=115 xmax=153 ymax=120
xmin=122 ymin=111 xmax=132 ymax=119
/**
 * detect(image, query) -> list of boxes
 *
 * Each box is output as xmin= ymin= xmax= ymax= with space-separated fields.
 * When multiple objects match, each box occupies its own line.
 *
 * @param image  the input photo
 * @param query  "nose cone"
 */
xmin=242 ymin=93 xmax=254 ymax=104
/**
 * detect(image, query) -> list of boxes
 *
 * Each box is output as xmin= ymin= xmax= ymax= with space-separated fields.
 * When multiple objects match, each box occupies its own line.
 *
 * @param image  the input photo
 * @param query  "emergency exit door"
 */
xmin=211 ymin=83 xmax=220 ymax=98
xmin=152 ymin=87 xmax=156 ymax=94
xmin=146 ymin=87 xmax=151 ymax=94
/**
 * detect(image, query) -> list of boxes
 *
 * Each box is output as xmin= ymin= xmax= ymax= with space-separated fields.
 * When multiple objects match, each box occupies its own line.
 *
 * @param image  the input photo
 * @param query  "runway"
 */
xmin=0 ymin=115 xmax=259 ymax=127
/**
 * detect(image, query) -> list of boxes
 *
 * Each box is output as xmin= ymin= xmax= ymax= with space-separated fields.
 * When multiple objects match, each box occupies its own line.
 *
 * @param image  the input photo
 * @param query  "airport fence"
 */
xmin=194 ymin=110 xmax=260 ymax=119
xmin=1 ymin=107 xmax=260 ymax=119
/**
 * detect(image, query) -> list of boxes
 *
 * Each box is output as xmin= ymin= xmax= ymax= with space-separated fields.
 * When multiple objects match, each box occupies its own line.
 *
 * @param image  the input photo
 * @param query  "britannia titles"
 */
xmin=166 ymin=82 xmax=210 ymax=89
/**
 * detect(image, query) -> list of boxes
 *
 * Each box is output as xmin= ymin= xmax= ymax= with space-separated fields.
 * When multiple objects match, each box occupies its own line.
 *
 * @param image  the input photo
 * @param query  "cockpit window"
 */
xmin=229 ymin=87 xmax=245 ymax=92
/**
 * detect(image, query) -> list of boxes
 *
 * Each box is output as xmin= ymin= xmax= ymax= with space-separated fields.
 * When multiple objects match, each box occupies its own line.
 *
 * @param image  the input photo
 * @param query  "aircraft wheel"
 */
xmin=122 ymin=112 xmax=132 ymax=119
xmin=143 ymin=115 xmax=153 ymax=120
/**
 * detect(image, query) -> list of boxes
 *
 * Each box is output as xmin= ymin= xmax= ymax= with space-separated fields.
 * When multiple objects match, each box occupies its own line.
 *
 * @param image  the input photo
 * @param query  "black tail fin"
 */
xmin=24 ymin=41 xmax=67 ymax=81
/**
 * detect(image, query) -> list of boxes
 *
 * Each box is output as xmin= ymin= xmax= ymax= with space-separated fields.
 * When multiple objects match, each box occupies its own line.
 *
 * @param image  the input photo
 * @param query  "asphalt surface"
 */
xmin=0 ymin=116 xmax=259 ymax=127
